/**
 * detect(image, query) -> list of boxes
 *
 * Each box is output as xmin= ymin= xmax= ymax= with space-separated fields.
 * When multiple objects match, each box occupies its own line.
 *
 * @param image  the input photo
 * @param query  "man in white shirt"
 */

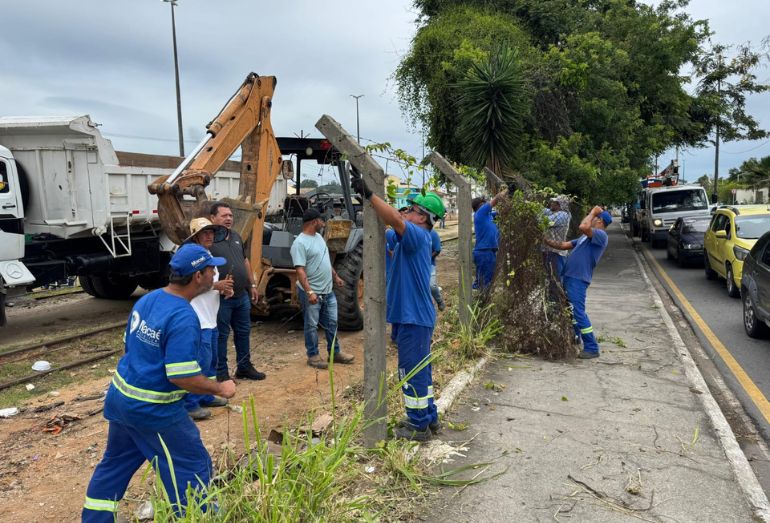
xmin=183 ymin=218 xmax=234 ymax=420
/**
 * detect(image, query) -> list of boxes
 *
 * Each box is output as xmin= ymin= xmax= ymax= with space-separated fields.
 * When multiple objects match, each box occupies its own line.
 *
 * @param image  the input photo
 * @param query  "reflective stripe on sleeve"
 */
xmin=165 ymin=361 xmax=202 ymax=377
xmin=580 ymin=326 xmax=593 ymax=334
xmin=112 ymin=372 xmax=185 ymax=404
xmin=83 ymin=497 xmax=118 ymax=512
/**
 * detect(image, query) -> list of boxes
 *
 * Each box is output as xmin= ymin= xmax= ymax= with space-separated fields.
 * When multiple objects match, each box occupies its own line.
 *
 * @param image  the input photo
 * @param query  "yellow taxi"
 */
xmin=704 ymin=205 xmax=770 ymax=297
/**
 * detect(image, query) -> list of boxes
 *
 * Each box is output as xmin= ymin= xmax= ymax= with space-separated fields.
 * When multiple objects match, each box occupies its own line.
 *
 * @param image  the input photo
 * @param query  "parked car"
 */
xmin=666 ymin=216 xmax=710 ymax=267
xmin=704 ymin=205 xmax=770 ymax=298
xmin=739 ymin=231 xmax=770 ymax=338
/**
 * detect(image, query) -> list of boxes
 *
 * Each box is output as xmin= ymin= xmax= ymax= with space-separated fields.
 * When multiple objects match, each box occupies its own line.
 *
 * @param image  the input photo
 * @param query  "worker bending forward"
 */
xmin=544 ymin=206 xmax=611 ymax=359
xmin=352 ymin=177 xmax=445 ymax=441
xmin=82 ymin=244 xmax=237 ymax=522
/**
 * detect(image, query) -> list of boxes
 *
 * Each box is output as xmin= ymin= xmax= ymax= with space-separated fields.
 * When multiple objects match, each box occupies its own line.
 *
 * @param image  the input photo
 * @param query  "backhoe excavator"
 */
xmin=148 ymin=72 xmax=364 ymax=330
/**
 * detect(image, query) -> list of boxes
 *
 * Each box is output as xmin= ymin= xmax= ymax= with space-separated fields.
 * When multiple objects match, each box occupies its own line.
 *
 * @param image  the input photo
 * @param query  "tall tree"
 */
xmin=694 ymin=41 xmax=769 ymax=201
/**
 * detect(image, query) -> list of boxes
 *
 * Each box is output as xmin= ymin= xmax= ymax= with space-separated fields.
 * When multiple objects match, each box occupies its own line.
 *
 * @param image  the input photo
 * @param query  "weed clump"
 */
xmin=490 ymin=188 xmax=575 ymax=359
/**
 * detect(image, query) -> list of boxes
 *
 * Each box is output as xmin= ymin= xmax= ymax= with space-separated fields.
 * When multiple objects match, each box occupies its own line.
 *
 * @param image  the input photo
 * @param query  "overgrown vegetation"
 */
xmin=491 ymin=189 xmax=575 ymax=359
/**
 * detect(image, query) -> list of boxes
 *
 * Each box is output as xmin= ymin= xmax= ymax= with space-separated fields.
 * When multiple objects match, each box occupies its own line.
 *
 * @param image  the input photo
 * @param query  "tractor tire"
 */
xmin=334 ymin=241 xmax=364 ymax=331
xmin=89 ymin=273 xmax=138 ymax=300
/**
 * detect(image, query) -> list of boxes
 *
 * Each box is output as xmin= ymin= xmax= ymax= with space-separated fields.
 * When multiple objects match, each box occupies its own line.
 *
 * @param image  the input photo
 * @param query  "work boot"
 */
xmin=330 ymin=351 xmax=355 ymax=364
xmin=202 ymin=397 xmax=229 ymax=408
xmin=578 ymin=351 xmax=599 ymax=359
xmin=437 ymin=300 xmax=446 ymax=312
xmin=394 ymin=423 xmax=432 ymax=442
xmin=216 ymin=372 xmax=231 ymax=382
xmin=398 ymin=417 xmax=442 ymax=435
xmin=188 ymin=407 xmax=212 ymax=421
xmin=235 ymin=365 xmax=266 ymax=380
xmin=307 ymin=355 xmax=328 ymax=369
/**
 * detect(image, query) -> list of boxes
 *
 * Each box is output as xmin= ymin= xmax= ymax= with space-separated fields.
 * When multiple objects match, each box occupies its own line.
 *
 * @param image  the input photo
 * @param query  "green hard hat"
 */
xmin=410 ymin=192 xmax=446 ymax=221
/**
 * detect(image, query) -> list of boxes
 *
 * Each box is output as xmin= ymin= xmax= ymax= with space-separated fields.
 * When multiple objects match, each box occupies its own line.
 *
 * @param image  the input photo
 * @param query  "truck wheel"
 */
xmin=136 ymin=272 xmax=168 ymax=291
xmin=89 ymin=274 xmax=138 ymax=300
xmin=334 ymin=241 xmax=364 ymax=331
xmin=79 ymin=275 xmax=99 ymax=297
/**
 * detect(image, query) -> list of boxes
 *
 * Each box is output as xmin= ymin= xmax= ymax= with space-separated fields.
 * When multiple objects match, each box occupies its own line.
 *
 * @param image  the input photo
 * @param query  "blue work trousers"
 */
xmin=563 ymin=276 xmax=599 ymax=354
xmin=397 ymin=324 xmax=437 ymax=430
xmin=473 ymin=249 xmax=497 ymax=290
xmin=216 ymin=292 xmax=252 ymax=376
xmin=82 ymin=418 xmax=212 ymax=522
xmin=184 ymin=328 xmax=217 ymax=411
xmin=298 ymin=287 xmax=341 ymax=357
xmin=543 ymin=251 xmax=566 ymax=303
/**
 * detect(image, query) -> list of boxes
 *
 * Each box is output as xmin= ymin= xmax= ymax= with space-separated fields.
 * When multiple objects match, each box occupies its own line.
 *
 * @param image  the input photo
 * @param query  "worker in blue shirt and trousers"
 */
xmin=81 ymin=244 xmax=237 ymax=522
xmin=544 ymin=206 xmax=611 ymax=359
xmin=352 ymin=177 xmax=446 ymax=441
xmin=472 ymin=188 xmax=507 ymax=290
xmin=386 ymin=207 xmax=408 ymax=344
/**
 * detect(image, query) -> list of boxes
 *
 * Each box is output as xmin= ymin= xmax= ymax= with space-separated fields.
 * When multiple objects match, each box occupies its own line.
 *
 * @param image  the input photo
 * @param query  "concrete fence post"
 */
xmin=315 ymin=114 xmax=387 ymax=446
xmin=428 ymin=152 xmax=472 ymax=327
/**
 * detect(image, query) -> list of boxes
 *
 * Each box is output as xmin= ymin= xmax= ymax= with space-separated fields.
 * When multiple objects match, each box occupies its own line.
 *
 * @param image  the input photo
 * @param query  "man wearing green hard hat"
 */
xmin=351 ymin=176 xmax=445 ymax=441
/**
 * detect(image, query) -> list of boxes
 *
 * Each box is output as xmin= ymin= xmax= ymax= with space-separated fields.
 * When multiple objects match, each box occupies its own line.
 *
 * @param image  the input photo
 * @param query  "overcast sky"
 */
xmin=1 ymin=0 xmax=767 ymax=185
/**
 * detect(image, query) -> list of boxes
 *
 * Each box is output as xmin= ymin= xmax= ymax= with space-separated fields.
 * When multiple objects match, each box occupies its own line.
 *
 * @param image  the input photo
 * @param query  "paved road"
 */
xmin=635 ymin=230 xmax=770 ymax=439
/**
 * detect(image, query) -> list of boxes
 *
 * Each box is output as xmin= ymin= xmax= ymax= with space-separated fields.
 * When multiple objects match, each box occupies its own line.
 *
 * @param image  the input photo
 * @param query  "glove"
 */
xmin=351 ymin=177 xmax=373 ymax=200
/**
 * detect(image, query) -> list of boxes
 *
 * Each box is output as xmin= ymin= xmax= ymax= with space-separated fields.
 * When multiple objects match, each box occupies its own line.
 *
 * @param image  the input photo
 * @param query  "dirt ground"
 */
xmin=0 ymin=240 xmax=459 ymax=522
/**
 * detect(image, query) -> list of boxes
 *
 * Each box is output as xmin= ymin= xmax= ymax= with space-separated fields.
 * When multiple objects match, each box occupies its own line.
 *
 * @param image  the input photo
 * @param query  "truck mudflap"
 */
xmin=0 ymin=260 xmax=35 ymax=288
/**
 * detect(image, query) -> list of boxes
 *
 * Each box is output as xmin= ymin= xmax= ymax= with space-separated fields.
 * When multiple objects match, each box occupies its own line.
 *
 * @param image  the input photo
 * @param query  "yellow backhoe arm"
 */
xmin=148 ymin=72 xmax=282 ymax=284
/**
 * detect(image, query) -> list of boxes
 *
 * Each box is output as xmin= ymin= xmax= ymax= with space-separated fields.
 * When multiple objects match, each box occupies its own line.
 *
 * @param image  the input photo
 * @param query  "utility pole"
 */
xmin=163 ymin=0 xmax=185 ymax=157
xmin=350 ymin=94 xmax=364 ymax=144
xmin=712 ymin=51 xmax=723 ymax=204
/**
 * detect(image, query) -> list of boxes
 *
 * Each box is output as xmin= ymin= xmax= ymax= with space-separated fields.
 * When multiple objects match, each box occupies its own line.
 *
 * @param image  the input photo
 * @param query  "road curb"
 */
xmin=630 ymin=235 xmax=770 ymax=521
xmin=436 ymin=356 xmax=488 ymax=416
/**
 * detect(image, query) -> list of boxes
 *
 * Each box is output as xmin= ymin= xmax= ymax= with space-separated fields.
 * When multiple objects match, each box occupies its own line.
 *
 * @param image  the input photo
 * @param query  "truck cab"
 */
xmin=0 ymin=146 xmax=35 ymax=324
xmin=641 ymin=185 xmax=710 ymax=247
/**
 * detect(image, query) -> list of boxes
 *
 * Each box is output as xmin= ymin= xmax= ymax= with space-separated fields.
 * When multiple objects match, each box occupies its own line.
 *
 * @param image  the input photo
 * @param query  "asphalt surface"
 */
xmin=634 ymin=230 xmax=770 ymax=440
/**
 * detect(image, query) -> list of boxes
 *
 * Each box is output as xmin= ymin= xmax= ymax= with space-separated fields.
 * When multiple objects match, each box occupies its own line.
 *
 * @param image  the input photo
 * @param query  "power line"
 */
xmin=721 ymin=139 xmax=770 ymax=155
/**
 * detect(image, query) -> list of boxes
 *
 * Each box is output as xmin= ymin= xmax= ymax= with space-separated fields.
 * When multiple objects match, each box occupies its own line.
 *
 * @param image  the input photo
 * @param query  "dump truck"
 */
xmin=0 ymin=114 xmax=287 ymax=325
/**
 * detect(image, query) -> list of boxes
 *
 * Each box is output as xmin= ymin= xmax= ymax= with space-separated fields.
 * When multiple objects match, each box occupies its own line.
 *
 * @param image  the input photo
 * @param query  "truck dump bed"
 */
xmin=0 ymin=115 xmax=285 ymax=240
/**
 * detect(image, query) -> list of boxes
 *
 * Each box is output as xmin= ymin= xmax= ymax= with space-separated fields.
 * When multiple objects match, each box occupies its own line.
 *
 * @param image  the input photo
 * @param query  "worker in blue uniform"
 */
xmin=82 ymin=243 xmax=237 ymax=522
xmin=544 ymin=206 xmax=611 ymax=359
xmin=352 ymin=177 xmax=445 ymax=441
xmin=471 ymin=187 xmax=507 ymax=290
xmin=386 ymin=207 xmax=408 ymax=345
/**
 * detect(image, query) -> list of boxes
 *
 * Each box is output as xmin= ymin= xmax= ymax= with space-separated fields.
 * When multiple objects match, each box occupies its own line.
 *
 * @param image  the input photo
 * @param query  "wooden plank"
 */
xmin=315 ymin=114 xmax=387 ymax=446
xmin=428 ymin=152 xmax=472 ymax=327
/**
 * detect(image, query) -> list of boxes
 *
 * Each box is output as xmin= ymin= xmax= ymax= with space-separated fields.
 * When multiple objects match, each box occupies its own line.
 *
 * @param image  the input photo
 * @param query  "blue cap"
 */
xmin=170 ymin=243 xmax=226 ymax=276
xmin=599 ymin=210 xmax=613 ymax=227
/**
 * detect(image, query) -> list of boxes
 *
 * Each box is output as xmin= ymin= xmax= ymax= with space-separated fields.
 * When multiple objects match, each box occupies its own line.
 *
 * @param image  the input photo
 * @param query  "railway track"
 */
xmin=0 ymin=321 xmax=125 ymax=392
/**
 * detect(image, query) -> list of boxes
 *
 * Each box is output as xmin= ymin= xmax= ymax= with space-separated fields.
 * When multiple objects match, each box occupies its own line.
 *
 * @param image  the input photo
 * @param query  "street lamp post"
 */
xmin=350 ymin=94 xmax=364 ymax=144
xmin=163 ymin=0 xmax=185 ymax=157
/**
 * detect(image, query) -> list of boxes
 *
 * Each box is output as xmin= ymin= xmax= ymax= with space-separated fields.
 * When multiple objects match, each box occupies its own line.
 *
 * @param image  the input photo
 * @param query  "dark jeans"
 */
xmin=216 ymin=292 xmax=252 ymax=376
xmin=298 ymin=287 xmax=341 ymax=357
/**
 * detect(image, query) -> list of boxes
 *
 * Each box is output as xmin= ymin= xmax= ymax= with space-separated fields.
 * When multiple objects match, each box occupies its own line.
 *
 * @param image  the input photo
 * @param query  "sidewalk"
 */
xmin=424 ymin=225 xmax=765 ymax=521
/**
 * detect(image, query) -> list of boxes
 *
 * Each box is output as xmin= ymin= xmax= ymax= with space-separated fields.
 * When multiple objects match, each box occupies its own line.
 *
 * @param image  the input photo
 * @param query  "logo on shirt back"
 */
xmin=129 ymin=311 xmax=161 ymax=347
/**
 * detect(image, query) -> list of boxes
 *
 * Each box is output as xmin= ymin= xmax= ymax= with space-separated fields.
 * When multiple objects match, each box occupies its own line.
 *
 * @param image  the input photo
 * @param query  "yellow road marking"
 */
xmin=642 ymin=247 xmax=770 ymax=425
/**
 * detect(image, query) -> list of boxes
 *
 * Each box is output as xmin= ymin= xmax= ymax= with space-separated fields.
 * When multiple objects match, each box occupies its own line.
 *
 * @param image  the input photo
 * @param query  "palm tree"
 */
xmin=455 ymin=45 xmax=531 ymax=182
